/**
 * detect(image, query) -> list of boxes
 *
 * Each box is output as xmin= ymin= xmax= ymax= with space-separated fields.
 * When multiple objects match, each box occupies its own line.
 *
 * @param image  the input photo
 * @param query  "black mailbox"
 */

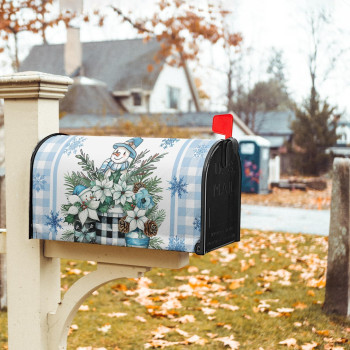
xmin=30 ymin=133 xmax=241 ymax=254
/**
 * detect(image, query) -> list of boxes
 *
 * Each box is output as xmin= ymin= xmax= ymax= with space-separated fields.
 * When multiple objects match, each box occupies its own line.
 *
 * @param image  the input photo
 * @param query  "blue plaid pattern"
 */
xmin=32 ymin=135 xmax=74 ymax=240
xmin=169 ymin=139 xmax=216 ymax=252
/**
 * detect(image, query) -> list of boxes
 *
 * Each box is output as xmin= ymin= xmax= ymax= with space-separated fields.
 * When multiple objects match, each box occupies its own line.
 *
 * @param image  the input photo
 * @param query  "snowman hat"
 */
xmin=73 ymin=185 xmax=91 ymax=198
xmin=113 ymin=137 xmax=143 ymax=159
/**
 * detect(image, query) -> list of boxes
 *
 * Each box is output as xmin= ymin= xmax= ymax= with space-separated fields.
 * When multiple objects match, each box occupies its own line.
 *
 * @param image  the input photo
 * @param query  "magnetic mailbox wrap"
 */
xmin=30 ymin=134 xmax=241 ymax=254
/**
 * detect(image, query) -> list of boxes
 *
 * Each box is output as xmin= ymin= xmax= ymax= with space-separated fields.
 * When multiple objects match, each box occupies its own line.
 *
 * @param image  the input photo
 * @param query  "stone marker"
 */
xmin=324 ymin=158 xmax=350 ymax=316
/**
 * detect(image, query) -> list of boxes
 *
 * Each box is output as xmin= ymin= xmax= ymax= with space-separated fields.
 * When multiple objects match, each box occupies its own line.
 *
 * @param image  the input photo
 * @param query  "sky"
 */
xmin=3 ymin=0 xmax=350 ymax=115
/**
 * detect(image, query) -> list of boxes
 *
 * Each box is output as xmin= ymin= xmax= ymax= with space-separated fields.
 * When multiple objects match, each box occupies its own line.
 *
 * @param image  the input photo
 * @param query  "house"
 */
xmin=20 ymin=35 xmax=200 ymax=115
xmin=326 ymin=115 xmax=350 ymax=157
xmin=253 ymin=110 xmax=295 ymax=154
xmin=59 ymin=110 xmax=254 ymax=139
xmin=19 ymin=26 xmax=254 ymax=139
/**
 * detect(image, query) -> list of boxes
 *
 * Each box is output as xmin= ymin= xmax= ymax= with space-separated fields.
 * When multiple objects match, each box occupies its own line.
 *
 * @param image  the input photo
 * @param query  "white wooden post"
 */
xmin=0 ymin=71 xmax=190 ymax=350
xmin=0 ymin=72 xmax=72 ymax=349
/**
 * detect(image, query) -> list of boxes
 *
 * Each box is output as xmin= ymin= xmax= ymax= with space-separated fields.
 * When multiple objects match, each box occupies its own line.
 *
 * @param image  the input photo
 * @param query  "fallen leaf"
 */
xmin=135 ymin=316 xmax=146 ymax=322
xmin=174 ymin=314 xmax=196 ymax=323
xmin=78 ymin=305 xmax=89 ymax=311
xmin=97 ymin=324 xmax=111 ymax=333
xmin=293 ymin=301 xmax=308 ymax=310
xmin=106 ymin=312 xmax=127 ymax=318
xmin=279 ymin=338 xmax=297 ymax=347
xmin=201 ymin=307 xmax=216 ymax=315
xmin=215 ymin=335 xmax=240 ymax=349
xmin=301 ymin=341 xmax=318 ymax=350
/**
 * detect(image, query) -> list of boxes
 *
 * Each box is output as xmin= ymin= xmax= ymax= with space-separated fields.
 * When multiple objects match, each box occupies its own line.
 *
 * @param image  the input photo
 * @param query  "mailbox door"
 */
xmin=197 ymin=138 xmax=241 ymax=255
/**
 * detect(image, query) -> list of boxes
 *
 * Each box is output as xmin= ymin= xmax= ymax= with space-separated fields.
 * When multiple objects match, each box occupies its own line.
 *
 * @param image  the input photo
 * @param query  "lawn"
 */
xmin=1 ymin=229 xmax=350 ymax=350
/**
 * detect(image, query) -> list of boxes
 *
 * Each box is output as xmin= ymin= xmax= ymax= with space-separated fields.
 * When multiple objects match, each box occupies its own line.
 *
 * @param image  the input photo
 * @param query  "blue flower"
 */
xmin=135 ymin=188 xmax=155 ymax=210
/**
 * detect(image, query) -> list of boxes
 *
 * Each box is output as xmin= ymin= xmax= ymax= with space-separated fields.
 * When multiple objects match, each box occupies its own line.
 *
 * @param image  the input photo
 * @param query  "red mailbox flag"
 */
xmin=212 ymin=114 xmax=233 ymax=139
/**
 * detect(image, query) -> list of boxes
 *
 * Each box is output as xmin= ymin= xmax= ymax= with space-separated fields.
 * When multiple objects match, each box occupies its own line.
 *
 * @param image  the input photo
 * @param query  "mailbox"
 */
xmin=30 ymin=134 xmax=241 ymax=254
xmin=239 ymin=136 xmax=270 ymax=194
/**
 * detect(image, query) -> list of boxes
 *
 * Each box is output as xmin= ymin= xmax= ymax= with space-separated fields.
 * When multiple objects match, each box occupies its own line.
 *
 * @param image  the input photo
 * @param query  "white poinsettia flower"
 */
xmin=113 ymin=181 xmax=134 ymax=206
xmin=91 ymin=178 xmax=114 ymax=204
xmin=125 ymin=207 xmax=147 ymax=232
xmin=68 ymin=194 xmax=100 ymax=225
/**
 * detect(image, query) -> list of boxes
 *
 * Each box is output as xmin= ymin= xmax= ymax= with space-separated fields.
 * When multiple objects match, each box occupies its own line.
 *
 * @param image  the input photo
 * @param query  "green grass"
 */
xmin=1 ymin=229 xmax=350 ymax=349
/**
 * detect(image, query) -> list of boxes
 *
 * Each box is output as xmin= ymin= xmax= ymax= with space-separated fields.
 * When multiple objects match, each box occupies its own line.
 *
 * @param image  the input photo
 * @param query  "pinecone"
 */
xmin=133 ymin=182 xmax=145 ymax=193
xmin=143 ymin=220 xmax=158 ymax=237
xmin=118 ymin=216 xmax=130 ymax=234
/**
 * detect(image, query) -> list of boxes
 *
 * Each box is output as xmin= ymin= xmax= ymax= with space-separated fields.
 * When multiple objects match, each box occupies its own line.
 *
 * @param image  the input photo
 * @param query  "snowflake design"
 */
xmin=45 ymin=210 xmax=63 ymax=235
xmin=167 ymin=176 xmax=188 ymax=198
xmin=193 ymin=144 xmax=211 ymax=158
xmin=160 ymin=138 xmax=180 ymax=149
xmin=64 ymin=136 xmax=86 ymax=156
xmin=193 ymin=217 xmax=201 ymax=231
xmin=32 ymin=173 xmax=47 ymax=192
xmin=167 ymin=236 xmax=186 ymax=251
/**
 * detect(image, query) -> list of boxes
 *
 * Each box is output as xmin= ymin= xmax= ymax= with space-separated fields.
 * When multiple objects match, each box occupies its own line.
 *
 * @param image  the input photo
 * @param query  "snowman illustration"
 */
xmin=99 ymin=137 xmax=143 ymax=176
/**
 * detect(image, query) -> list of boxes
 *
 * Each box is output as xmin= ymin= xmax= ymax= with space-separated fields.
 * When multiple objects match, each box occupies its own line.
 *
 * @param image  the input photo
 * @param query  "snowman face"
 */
xmin=79 ymin=190 xmax=93 ymax=202
xmin=111 ymin=146 xmax=131 ymax=164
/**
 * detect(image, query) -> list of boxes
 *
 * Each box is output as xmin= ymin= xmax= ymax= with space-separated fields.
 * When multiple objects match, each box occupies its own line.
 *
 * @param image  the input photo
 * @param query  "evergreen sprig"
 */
xmin=64 ymin=171 xmax=91 ymax=195
xmin=76 ymin=150 xmax=101 ymax=180
xmin=127 ymin=152 xmax=167 ymax=184
xmin=144 ymin=176 xmax=163 ymax=202
xmin=149 ymin=236 xmax=164 ymax=249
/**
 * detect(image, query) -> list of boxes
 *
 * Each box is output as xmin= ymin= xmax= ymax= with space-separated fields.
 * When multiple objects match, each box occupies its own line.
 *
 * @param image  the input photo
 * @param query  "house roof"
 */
xmin=20 ymin=38 xmax=164 ymax=92
xmin=254 ymin=110 xmax=295 ymax=136
xmin=59 ymin=112 xmax=252 ymax=136
xmin=59 ymin=77 xmax=124 ymax=116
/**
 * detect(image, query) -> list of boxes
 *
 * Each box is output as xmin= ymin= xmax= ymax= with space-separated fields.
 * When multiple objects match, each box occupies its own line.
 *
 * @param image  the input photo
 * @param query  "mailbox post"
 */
xmin=0 ymin=72 xmax=72 ymax=349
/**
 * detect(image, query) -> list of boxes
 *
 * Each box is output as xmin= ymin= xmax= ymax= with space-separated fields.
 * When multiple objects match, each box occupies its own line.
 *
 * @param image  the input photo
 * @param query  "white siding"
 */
xmin=214 ymin=121 xmax=251 ymax=140
xmin=150 ymin=64 xmax=195 ymax=113
xmin=337 ymin=124 xmax=350 ymax=145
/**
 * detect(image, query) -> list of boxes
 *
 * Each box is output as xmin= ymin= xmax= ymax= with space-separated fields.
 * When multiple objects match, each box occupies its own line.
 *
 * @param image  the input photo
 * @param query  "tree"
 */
xmin=233 ymin=78 xmax=293 ymax=132
xmin=0 ymin=0 xmax=76 ymax=71
xmin=230 ymin=49 xmax=294 ymax=132
xmin=291 ymin=90 xmax=339 ymax=175
xmin=112 ymin=1 xmax=242 ymax=66
xmin=290 ymin=9 xmax=343 ymax=175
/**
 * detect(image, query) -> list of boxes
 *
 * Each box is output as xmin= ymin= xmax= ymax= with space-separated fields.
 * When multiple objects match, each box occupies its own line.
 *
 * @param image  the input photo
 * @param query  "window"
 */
xmin=167 ymin=86 xmax=180 ymax=109
xmin=132 ymin=92 xmax=142 ymax=106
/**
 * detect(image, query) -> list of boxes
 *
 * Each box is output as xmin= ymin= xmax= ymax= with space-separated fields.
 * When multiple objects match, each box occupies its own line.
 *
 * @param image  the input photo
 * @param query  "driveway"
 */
xmin=241 ymin=204 xmax=330 ymax=236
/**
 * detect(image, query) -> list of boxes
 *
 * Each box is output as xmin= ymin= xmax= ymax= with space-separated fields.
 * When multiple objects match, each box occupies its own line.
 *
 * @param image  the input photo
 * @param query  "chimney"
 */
xmin=60 ymin=0 xmax=83 ymax=76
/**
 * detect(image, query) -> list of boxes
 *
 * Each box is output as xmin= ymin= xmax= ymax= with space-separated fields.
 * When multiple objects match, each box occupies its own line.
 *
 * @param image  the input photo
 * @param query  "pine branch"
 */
xmin=144 ymin=176 xmax=163 ymax=203
xmin=149 ymin=236 xmax=164 ymax=250
xmin=64 ymin=171 xmax=91 ymax=195
xmin=75 ymin=150 xmax=100 ymax=180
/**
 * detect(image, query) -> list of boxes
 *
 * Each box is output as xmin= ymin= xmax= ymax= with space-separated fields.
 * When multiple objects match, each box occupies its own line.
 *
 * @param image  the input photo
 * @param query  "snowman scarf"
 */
xmin=99 ymin=159 xmax=130 ymax=173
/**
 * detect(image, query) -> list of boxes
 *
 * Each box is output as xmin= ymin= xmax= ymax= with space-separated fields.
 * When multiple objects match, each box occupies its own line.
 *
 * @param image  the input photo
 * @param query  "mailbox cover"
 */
xmin=30 ymin=134 xmax=241 ymax=254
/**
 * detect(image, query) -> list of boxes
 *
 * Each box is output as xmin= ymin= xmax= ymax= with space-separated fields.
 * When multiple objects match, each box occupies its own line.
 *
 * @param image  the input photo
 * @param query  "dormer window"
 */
xmin=132 ymin=92 xmax=142 ymax=106
xmin=167 ymin=86 xmax=180 ymax=109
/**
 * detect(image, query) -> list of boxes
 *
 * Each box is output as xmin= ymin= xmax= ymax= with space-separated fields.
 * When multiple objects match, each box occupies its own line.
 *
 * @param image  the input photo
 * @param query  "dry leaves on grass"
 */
xmin=279 ymin=338 xmax=297 ymax=347
xmin=215 ymin=335 xmax=240 ymax=349
xmin=96 ymin=324 xmax=111 ymax=333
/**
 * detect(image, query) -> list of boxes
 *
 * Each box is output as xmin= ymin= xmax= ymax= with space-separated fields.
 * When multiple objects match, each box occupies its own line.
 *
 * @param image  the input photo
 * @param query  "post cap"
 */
xmin=0 ymin=71 xmax=73 ymax=100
